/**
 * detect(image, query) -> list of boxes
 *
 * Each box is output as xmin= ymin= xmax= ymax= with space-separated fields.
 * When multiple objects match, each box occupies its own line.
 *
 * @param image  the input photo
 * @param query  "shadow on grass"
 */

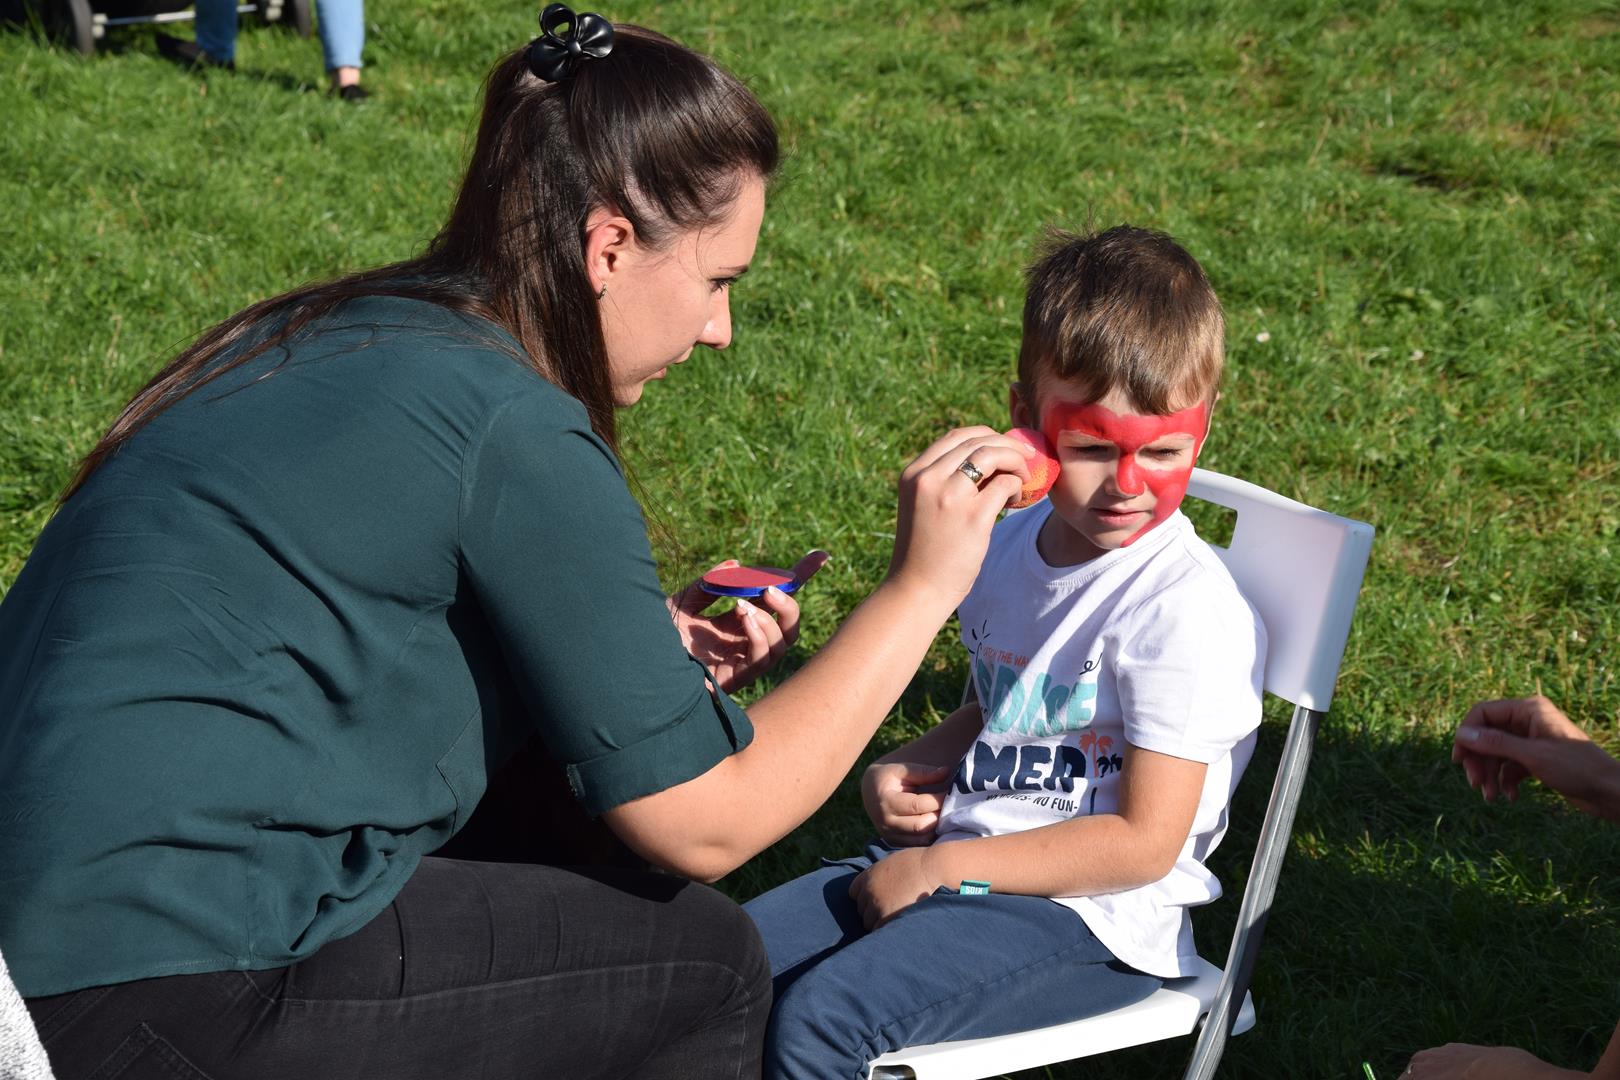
xmin=1168 ymin=719 xmax=1617 ymax=1080
xmin=725 ymin=706 xmax=1620 ymax=1079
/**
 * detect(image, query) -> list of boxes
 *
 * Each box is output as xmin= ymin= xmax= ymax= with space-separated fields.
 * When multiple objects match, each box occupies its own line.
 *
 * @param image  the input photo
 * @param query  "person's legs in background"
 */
xmin=192 ymin=0 xmax=238 ymax=64
xmin=315 ymin=0 xmax=366 ymax=99
xmin=156 ymin=0 xmax=237 ymax=69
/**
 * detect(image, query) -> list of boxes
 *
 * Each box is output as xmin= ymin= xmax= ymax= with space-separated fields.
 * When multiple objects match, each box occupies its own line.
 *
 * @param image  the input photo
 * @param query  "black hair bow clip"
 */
xmin=527 ymin=3 xmax=614 ymax=82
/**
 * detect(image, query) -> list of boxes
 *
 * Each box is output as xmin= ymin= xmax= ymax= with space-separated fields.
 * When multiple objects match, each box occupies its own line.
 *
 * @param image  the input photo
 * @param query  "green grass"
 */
xmin=4 ymin=1 xmax=1619 ymax=1076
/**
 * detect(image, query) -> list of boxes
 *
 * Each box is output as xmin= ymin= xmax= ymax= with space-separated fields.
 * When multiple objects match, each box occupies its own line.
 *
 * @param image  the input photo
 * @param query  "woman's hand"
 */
xmin=1402 ymin=1043 xmax=1585 ymax=1079
xmin=668 ymin=551 xmax=830 ymax=694
xmin=888 ymin=427 xmax=1034 ymax=608
xmin=848 ymin=847 xmax=944 ymax=930
xmin=1453 ymin=695 xmax=1620 ymax=820
xmin=862 ymin=762 xmax=951 ymax=847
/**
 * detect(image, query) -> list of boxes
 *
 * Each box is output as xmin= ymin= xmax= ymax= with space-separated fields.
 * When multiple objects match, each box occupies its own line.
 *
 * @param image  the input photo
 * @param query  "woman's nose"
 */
xmin=701 ymin=293 xmax=733 ymax=350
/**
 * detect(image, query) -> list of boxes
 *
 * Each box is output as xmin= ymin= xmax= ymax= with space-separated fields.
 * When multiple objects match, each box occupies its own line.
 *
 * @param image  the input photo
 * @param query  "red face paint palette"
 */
xmin=700 ymin=566 xmax=804 ymax=598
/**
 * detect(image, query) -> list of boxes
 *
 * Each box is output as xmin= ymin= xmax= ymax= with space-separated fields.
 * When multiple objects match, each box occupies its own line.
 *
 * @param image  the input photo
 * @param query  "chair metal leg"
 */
xmin=1181 ymin=705 xmax=1323 ymax=1080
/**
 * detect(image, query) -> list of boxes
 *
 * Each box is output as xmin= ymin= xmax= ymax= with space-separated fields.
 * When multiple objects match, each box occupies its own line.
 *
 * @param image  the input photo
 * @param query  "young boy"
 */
xmin=744 ymin=225 xmax=1268 ymax=1080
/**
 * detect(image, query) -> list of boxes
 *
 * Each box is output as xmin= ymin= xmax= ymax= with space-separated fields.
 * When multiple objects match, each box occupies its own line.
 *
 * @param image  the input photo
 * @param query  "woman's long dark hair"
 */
xmin=62 ymin=22 xmax=779 ymax=501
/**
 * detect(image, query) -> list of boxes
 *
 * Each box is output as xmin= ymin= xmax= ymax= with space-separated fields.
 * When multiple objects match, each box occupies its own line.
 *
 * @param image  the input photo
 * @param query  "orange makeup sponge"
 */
xmin=1006 ymin=427 xmax=1059 ymax=509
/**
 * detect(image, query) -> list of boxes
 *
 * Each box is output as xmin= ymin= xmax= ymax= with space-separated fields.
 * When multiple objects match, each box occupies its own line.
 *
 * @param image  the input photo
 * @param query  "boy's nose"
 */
xmin=1114 ymin=454 xmax=1146 ymax=496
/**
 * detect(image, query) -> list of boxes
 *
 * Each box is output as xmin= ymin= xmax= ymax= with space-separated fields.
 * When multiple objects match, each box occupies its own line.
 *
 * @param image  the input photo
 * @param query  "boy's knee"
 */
xmin=764 ymin=966 xmax=872 ymax=1080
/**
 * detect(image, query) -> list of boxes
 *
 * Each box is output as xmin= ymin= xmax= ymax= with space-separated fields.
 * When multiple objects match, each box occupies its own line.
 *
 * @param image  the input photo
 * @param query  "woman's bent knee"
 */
xmin=629 ymin=882 xmax=771 ymax=1079
xmin=681 ymin=880 xmax=773 ymax=1014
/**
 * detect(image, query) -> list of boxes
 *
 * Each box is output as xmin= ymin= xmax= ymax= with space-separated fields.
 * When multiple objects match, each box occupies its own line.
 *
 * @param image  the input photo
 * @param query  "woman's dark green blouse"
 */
xmin=0 ymin=297 xmax=752 ymax=997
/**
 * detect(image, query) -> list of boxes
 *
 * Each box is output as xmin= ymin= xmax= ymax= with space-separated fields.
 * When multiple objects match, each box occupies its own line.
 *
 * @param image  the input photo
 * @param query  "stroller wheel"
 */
xmin=49 ymin=0 xmax=96 ymax=55
xmin=287 ymin=0 xmax=311 ymax=38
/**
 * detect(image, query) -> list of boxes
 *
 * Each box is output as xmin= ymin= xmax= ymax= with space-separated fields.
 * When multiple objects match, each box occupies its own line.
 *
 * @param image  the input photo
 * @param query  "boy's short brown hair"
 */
xmin=1018 ymin=225 xmax=1224 ymax=413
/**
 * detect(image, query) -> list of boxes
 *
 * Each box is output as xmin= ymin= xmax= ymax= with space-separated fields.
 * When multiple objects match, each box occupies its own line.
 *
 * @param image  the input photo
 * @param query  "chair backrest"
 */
xmin=1185 ymin=470 xmax=1374 ymax=713
xmin=1178 ymin=469 xmax=1374 ymax=1079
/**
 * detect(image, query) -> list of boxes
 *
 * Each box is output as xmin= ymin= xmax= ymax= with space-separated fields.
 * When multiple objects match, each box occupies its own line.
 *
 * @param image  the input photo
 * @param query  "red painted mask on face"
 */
xmin=1041 ymin=400 xmax=1209 ymax=545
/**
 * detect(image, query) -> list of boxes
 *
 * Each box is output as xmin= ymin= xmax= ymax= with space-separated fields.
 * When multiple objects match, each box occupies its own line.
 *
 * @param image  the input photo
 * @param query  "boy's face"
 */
xmin=1011 ymin=375 xmax=1210 ymax=565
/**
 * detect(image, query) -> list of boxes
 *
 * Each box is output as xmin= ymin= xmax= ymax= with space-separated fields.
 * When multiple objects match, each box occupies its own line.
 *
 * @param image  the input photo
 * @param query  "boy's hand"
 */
xmin=862 ymin=762 xmax=952 ymax=846
xmin=667 ymin=552 xmax=830 ymax=694
xmin=848 ymin=848 xmax=942 ymax=929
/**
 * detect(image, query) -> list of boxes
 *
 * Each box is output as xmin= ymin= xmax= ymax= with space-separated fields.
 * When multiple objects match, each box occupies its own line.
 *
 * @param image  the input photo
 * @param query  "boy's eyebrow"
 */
xmin=716 ymin=264 xmax=751 ymax=277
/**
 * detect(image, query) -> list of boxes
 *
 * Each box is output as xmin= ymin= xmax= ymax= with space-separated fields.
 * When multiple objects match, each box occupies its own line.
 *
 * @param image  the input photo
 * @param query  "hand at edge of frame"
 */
xmin=1403 ymin=1041 xmax=1587 ymax=1080
xmin=1453 ymin=695 xmax=1620 ymax=821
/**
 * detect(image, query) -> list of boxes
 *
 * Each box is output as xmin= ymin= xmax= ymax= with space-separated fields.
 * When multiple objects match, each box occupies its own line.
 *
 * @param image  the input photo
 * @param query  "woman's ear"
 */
xmin=583 ymin=205 xmax=635 ymax=296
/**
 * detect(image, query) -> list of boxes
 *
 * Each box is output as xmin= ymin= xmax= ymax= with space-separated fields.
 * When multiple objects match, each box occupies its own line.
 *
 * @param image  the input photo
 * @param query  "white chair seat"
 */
xmin=868 ymin=956 xmax=1255 ymax=1080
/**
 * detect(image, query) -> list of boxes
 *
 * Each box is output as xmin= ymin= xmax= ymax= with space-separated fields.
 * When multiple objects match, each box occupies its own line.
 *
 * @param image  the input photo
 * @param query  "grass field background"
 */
xmin=3 ymin=1 xmax=1618 ymax=1076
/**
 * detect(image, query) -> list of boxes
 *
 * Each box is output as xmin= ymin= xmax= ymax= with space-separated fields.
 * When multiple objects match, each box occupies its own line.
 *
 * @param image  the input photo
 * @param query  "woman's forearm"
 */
xmin=604 ymin=426 xmax=1040 ymax=879
xmin=603 ymin=575 xmax=960 ymax=880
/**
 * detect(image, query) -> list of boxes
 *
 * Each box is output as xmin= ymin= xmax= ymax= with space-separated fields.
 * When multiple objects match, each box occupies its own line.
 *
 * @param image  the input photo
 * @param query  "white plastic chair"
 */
xmin=0 ymin=945 xmax=57 ymax=1080
xmin=867 ymin=468 xmax=1375 ymax=1080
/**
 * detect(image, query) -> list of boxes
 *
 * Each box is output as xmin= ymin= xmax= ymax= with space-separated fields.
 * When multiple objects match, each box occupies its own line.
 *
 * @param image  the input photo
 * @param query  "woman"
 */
xmin=0 ymin=7 xmax=1032 ymax=1079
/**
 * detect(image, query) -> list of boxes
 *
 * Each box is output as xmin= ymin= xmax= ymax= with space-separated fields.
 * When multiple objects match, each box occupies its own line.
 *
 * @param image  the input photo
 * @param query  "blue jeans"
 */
xmin=743 ymin=842 xmax=1163 ymax=1080
xmin=195 ymin=0 xmax=364 ymax=69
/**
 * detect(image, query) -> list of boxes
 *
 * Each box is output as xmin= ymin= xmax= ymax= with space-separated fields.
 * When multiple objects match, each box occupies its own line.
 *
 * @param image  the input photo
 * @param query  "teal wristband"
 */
xmin=957 ymin=879 xmax=991 ymax=895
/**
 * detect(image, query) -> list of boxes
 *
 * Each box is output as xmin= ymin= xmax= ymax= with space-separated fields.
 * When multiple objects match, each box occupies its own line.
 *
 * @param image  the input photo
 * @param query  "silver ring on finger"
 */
xmin=957 ymin=458 xmax=985 ymax=485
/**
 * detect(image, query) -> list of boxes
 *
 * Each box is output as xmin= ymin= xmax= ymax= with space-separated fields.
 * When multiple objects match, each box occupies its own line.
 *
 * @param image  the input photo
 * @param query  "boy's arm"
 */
xmin=862 ymin=700 xmax=984 ymax=846
xmin=850 ymin=742 xmax=1205 ymax=924
xmin=875 ymin=699 xmax=984 ymax=768
xmin=922 ymin=742 xmax=1205 ymax=895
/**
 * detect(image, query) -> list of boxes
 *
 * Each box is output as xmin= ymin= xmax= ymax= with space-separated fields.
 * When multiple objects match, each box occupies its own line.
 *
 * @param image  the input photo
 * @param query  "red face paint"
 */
xmin=1041 ymin=400 xmax=1208 ymax=545
xmin=700 ymin=565 xmax=803 ymax=598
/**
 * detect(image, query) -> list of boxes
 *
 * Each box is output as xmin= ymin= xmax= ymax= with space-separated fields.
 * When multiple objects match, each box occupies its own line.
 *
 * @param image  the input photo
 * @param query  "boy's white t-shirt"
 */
xmin=936 ymin=503 xmax=1266 ymax=980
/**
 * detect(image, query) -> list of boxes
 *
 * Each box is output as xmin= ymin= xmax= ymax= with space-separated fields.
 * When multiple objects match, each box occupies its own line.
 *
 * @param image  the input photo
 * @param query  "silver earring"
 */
xmin=595 ymin=283 xmax=608 ymax=300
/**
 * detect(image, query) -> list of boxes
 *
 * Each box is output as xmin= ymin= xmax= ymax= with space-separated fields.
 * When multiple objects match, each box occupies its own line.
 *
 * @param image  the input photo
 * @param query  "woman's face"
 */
xmin=598 ymin=174 xmax=766 ymax=406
